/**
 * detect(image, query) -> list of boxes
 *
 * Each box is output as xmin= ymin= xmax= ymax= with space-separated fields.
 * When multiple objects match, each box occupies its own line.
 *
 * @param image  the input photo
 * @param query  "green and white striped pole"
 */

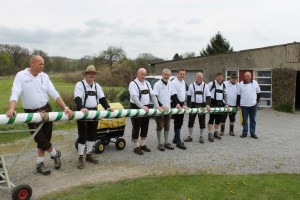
xmin=0 ymin=107 xmax=236 ymax=125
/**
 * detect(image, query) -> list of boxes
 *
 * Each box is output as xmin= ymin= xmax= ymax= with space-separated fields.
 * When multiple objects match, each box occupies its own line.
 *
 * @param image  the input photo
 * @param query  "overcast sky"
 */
xmin=0 ymin=0 xmax=299 ymax=60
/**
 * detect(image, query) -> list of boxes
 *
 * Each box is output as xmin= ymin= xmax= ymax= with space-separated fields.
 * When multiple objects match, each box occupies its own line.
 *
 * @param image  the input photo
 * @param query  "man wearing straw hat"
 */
xmin=74 ymin=65 xmax=113 ymax=169
xmin=7 ymin=55 xmax=73 ymax=175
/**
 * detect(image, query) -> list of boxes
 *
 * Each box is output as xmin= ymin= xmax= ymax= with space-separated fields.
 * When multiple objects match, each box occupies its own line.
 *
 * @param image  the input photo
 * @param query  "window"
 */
xmin=226 ymin=70 xmax=238 ymax=81
xmin=254 ymin=70 xmax=272 ymax=107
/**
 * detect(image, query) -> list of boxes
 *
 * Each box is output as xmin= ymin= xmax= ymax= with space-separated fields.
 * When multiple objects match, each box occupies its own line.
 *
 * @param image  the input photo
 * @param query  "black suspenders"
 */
xmin=133 ymin=80 xmax=151 ymax=101
xmin=81 ymin=81 xmax=98 ymax=107
xmin=192 ymin=82 xmax=205 ymax=103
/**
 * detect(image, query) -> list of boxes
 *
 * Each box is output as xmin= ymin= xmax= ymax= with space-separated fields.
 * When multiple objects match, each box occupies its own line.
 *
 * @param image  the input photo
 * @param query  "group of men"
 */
xmin=5 ymin=55 xmax=261 ymax=175
xmin=128 ymin=67 xmax=261 ymax=155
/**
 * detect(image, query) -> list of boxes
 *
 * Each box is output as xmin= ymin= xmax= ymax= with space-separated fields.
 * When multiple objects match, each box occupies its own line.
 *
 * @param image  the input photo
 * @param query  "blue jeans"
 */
xmin=241 ymin=105 xmax=257 ymax=136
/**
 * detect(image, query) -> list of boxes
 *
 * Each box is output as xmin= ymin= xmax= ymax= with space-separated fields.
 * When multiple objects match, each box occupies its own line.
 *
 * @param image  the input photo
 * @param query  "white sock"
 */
xmin=188 ymin=128 xmax=193 ymax=137
xmin=37 ymin=156 xmax=44 ymax=164
xmin=78 ymin=143 xmax=85 ymax=156
xmin=200 ymin=129 xmax=204 ymax=136
xmin=50 ymin=148 xmax=57 ymax=157
xmin=140 ymin=138 xmax=146 ymax=146
xmin=86 ymin=141 xmax=94 ymax=154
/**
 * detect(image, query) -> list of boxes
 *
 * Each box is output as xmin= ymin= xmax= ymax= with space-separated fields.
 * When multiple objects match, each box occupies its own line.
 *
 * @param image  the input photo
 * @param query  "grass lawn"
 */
xmin=39 ymin=173 xmax=300 ymax=200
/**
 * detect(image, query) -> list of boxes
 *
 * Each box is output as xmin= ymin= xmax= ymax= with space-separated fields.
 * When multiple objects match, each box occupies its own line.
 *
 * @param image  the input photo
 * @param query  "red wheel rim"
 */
xmin=18 ymin=189 xmax=29 ymax=199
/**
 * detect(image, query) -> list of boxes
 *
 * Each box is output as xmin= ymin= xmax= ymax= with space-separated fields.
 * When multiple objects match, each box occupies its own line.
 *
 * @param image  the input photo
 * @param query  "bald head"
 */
xmin=244 ymin=71 xmax=252 ymax=83
xmin=137 ymin=68 xmax=147 ymax=82
xmin=30 ymin=55 xmax=43 ymax=64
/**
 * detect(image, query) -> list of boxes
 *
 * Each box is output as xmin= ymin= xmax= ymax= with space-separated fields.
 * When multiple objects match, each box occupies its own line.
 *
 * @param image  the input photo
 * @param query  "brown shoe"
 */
xmin=208 ymin=133 xmax=214 ymax=142
xmin=140 ymin=145 xmax=151 ymax=152
xmin=158 ymin=144 xmax=165 ymax=151
xmin=77 ymin=155 xmax=84 ymax=169
xmin=133 ymin=147 xmax=144 ymax=155
xmin=220 ymin=132 xmax=224 ymax=136
xmin=86 ymin=153 xmax=99 ymax=164
xmin=164 ymin=143 xmax=174 ymax=150
xmin=229 ymin=131 xmax=235 ymax=136
xmin=199 ymin=136 xmax=204 ymax=144
xmin=214 ymin=132 xmax=222 ymax=140
xmin=183 ymin=136 xmax=193 ymax=142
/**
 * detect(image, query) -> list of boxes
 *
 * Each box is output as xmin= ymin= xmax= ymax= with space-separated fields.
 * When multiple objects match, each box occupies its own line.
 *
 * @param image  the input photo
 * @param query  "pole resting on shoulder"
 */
xmin=0 ymin=107 xmax=237 ymax=125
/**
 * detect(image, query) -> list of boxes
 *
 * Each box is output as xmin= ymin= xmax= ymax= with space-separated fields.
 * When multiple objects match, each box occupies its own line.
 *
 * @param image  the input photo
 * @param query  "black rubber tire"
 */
xmin=95 ymin=140 xmax=105 ymax=154
xmin=11 ymin=184 xmax=32 ymax=200
xmin=115 ymin=138 xmax=126 ymax=150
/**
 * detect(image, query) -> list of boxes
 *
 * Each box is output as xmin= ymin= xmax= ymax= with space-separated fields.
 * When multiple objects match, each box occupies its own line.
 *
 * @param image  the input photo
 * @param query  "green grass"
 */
xmin=39 ymin=173 xmax=300 ymax=200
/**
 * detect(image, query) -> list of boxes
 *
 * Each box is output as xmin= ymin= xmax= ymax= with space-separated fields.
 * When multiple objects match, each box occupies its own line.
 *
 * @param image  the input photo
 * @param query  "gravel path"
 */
xmin=1 ymin=109 xmax=299 ymax=199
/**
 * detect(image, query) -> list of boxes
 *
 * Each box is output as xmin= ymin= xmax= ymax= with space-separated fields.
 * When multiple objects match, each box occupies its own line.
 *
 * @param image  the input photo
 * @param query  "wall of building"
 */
xmin=153 ymin=43 xmax=300 ymax=81
xmin=152 ymin=42 xmax=300 ymax=110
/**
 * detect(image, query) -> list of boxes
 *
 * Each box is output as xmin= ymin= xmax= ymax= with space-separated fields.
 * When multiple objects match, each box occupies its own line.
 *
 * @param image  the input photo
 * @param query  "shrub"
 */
xmin=272 ymin=68 xmax=296 ymax=113
xmin=103 ymin=87 xmax=123 ymax=102
xmin=58 ymin=90 xmax=76 ymax=111
xmin=274 ymin=103 xmax=294 ymax=113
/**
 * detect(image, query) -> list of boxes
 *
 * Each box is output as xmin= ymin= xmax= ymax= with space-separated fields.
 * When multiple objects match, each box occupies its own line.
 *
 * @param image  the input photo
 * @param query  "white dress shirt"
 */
xmin=10 ymin=68 xmax=60 ymax=109
xmin=224 ymin=80 xmax=238 ymax=106
xmin=170 ymin=77 xmax=186 ymax=102
xmin=187 ymin=82 xmax=211 ymax=103
xmin=237 ymin=80 xmax=261 ymax=107
xmin=153 ymin=79 xmax=173 ymax=109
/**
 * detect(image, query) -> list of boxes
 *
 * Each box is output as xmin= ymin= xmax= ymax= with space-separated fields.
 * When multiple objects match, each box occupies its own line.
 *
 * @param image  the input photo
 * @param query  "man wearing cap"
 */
xmin=129 ymin=68 xmax=162 ymax=155
xmin=237 ymin=71 xmax=261 ymax=139
xmin=220 ymin=73 xmax=239 ymax=136
xmin=7 ymin=55 xmax=73 ymax=175
xmin=74 ymin=65 xmax=114 ymax=168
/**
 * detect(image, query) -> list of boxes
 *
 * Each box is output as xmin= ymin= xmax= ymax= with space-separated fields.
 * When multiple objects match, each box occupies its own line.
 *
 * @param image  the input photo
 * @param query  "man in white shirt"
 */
xmin=6 ymin=55 xmax=73 ymax=175
xmin=184 ymin=72 xmax=211 ymax=144
xmin=129 ymin=68 xmax=162 ymax=155
xmin=153 ymin=69 xmax=178 ymax=151
xmin=169 ymin=69 xmax=189 ymax=150
xmin=220 ymin=73 xmax=239 ymax=136
xmin=237 ymin=71 xmax=261 ymax=139
xmin=208 ymin=72 xmax=229 ymax=142
xmin=74 ymin=65 xmax=113 ymax=169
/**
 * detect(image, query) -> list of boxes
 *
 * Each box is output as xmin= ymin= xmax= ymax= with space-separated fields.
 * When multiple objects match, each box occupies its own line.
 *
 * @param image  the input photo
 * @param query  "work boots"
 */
xmin=199 ymin=136 xmax=204 ymax=144
xmin=86 ymin=153 xmax=99 ymax=164
xmin=51 ymin=150 xmax=61 ymax=169
xmin=208 ymin=133 xmax=214 ymax=142
xmin=36 ymin=162 xmax=51 ymax=175
xmin=214 ymin=131 xmax=222 ymax=140
xmin=77 ymin=155 xmax=84 ymax=169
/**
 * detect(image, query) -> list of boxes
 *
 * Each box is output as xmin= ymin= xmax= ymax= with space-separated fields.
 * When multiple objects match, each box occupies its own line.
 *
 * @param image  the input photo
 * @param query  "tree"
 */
xmin=135 ymin=53 xmax=164 ymax=74
xmin=95 ymin=46 xmax=126 ymax=67
xmin=173 ymin=53 xmax=181 ymax=60
xmin=200 ymin=31 xmax=233 ymax=56
xmin=182 ymin=52 xmax=195 ymax=59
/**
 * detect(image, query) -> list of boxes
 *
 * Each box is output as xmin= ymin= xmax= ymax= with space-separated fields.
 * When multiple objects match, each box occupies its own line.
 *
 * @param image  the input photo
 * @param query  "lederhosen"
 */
xmin=209 ymin=80 xmax=226 ymax=125
xmin=188 ymin=83 xmax=206 ymax=129
xmin=24 ymin=103 xmax=53 ymax=151
xmin=130 ymin=81 xmax=152 ymax=140
xmin=77 ymin=81 xmax=98 ymax=144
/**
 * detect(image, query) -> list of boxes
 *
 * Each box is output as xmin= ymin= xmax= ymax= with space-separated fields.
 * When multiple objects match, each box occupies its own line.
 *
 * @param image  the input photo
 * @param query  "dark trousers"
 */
xmin=130 ymin=103 xmax=150 ymax=139
xmin=208 ymin=99 xmax=224 ymax=125
xmin=221 ymin=106 xmax=237 ymax=123
xmin=77 ymin=120 xmax=98 ymax=144
xmin=25 ymin=103 xmax=53 ymax=151
xmin=188 ymin=103 xmax=206 ymax=129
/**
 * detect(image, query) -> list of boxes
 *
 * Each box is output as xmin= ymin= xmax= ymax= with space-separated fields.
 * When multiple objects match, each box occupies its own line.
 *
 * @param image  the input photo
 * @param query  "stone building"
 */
xmin=151 ymin=42 xmax=300 ymax=110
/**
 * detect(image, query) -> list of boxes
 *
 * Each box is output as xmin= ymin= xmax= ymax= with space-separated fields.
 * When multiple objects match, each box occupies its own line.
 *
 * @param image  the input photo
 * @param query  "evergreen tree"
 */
xmin=200 ymin=31 xmax=233 ymax=56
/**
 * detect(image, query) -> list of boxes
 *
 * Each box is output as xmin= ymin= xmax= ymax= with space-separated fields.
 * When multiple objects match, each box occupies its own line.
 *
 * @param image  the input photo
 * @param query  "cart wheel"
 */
xmin=95 ymin=141 xmax=105 ymax=154
xmin=12 ymin=184 xmax=32 ymax=200
xmin=115 ymin=138 xmax=126 ymax=150
xmin=103 ymin=139 xmax=110 ymax=145
xmin=75 ymin=138 xmax=79 ymax=150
